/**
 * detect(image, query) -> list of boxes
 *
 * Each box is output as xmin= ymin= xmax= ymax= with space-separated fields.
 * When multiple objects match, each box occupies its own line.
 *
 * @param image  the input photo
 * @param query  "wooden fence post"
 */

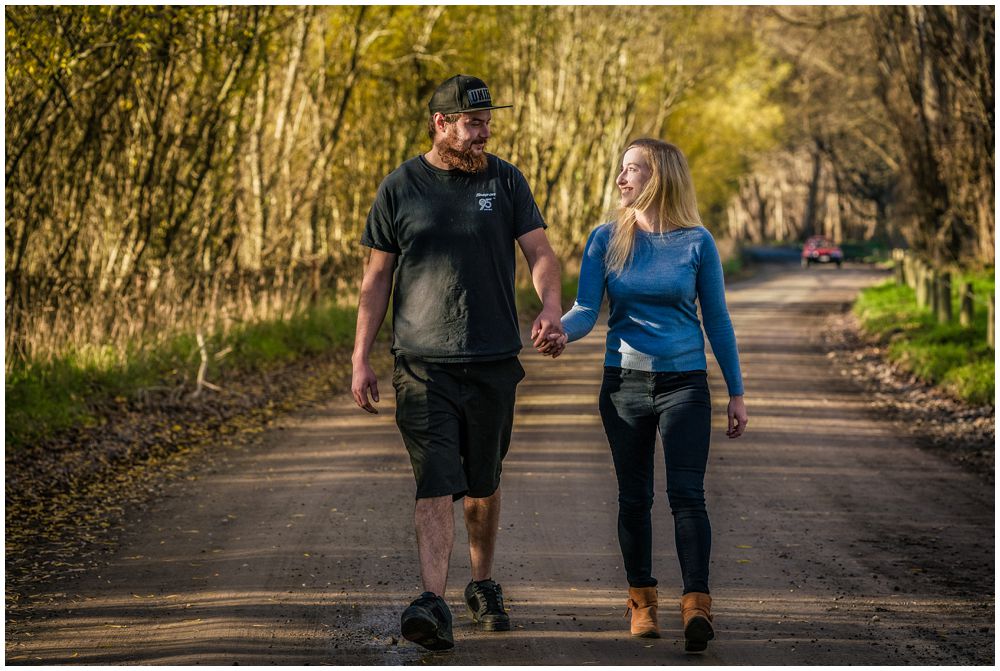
xmin=930 ymin=270 xmax=941 ymax=315
xmin=959 ymin=282 xmax=974 ymax=327
xmin=989 ymin=295 xmax=995 ymax=350
xmin=914 ymin=261 xmax=924 ymax=305
xmin=915 ymin=262 xmax=928 ymax=308
xmin=934 ymin=272 xmax=952 ymax=323
xmin=924 ymin=266 xmax=935 ymax=311
xmin=894 ymin=251 xmax=905 ymax=284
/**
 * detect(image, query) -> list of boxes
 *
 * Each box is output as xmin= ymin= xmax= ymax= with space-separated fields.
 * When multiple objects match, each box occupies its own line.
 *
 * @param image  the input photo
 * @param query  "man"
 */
xmin=351 ymin=74 xmax=563 ymax=651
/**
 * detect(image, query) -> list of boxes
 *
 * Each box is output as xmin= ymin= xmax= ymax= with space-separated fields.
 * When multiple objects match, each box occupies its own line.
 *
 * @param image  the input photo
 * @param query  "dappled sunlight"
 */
xmin=208 ymin=470 xmax=413 ymax=487
xmin=513 ymin=414 xmax=603 ymax=427
xmin=504 ymin=460 xmax=611 ymax=474
xmin=9 ymin=580 xmax=991 ymax=665
xmin=515 ymin=393 xmax=598 ymax=406
xmin=9 ymin=267 xmax=992 ymax=665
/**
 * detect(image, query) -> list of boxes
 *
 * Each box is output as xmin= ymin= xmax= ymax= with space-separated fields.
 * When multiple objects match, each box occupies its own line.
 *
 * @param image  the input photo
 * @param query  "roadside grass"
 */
xmin=853 ymin=272 xmax=995 ymax=405
xmin=7 ymin=274 xmax=575 ymax=450
xmin=5 ymin=299 xmax=361 ymax=449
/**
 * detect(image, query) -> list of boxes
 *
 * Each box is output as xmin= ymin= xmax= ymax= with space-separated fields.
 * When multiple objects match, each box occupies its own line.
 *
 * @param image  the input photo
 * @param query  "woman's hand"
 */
xmin=536 ymin=332 xmax=568 ymax=358
xmin=726 ymin=395 xmax=748 ymax=438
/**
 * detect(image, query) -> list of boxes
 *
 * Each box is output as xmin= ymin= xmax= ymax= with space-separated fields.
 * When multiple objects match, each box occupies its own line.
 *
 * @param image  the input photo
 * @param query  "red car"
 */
xmin=801 ymin=236 xmax=843 ymax=267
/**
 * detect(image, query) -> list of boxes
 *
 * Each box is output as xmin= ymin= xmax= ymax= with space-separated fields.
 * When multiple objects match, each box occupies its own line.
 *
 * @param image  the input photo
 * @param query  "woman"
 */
xmin=540 ymin=138 xmax=747 ymax=652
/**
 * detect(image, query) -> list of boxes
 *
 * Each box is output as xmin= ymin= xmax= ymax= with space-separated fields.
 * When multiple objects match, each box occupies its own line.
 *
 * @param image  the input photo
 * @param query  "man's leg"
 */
xmin=394 ymin=357 xmax=462 ymax=650
xmin=464 ymin=487 xmax=501 ymax=581
xmin=461 ymin=487 xmax=509 ymax=631
xmin=415 ymin=495 xmax=455 ymax=595
xmin=459 ymin=358 xmax=521 ymax=631
xmin=400 ymin=494 xmax=457 ymax=651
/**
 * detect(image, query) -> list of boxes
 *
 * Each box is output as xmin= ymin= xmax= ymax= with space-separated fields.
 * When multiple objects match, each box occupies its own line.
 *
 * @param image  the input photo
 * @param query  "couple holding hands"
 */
xmin=351 ymin=74 xmax=748 ymax=654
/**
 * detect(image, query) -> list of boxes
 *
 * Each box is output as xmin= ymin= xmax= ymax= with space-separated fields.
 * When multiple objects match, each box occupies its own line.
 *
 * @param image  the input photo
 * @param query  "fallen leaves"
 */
xmin=7 ymin=349 xmax=359 ymax=616
xmin=821 ymin=312 xmax=995 ymax=480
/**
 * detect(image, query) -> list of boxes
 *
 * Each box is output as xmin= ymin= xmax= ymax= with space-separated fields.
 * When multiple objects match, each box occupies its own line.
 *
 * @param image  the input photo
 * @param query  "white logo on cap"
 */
xmin=467 ymin=87 xmax=491 ymax=105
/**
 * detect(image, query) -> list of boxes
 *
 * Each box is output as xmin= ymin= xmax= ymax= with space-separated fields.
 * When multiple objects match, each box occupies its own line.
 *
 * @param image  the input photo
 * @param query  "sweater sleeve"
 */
xmin=561 ymin=225 xmax=608 ymax=343
xmin=696 ymin=230 xmax=744 ymax=396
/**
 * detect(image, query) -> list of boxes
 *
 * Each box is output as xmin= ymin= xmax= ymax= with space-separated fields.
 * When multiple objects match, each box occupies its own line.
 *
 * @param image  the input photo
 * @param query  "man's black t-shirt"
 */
xmin=361 ymin=154 xmax=546 ymax=362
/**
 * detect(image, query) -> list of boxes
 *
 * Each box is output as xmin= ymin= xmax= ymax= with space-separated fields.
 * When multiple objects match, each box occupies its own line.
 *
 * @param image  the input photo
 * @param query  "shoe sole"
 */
xmin=467 ymin=606 xmax=511 ymax=632
xmin=684 ymin=616 xmax=715 ymax=653
xmin=401 ymin=615 xmax=454 ymax=651
xmin=631 ymin=630 xmax=661 ymax=639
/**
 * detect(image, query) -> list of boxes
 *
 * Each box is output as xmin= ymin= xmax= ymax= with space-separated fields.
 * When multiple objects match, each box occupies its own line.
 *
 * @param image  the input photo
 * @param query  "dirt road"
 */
xmin=6 ymin=265 xmax=994 ymax=665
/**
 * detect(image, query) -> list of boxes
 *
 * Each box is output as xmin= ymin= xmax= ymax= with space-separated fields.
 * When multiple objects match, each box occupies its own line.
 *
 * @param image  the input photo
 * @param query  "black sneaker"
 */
xmin=400 ymin=592 xmax=454 ymax=651
xmin=464 ymin=579 xmax=511 ymax=631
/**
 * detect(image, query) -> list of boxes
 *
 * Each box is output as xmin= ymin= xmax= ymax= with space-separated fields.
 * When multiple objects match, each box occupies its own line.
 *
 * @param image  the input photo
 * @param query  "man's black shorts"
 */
xmin=392 ymin=355 xmax=525 ymax=500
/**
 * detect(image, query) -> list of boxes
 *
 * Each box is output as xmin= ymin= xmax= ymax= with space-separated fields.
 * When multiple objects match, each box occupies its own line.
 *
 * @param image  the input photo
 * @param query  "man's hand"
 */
xmin=531 ymin=306 xmax=564 ymax=355
xmin=726 ymin=395 xmax=748 ymax=438
xmin=352 ymin=359 xmax=380 ymax=414
xmin=530 ymin=306 xmax=563 ymax=343
xmin=351 ymin=249 xmax=395 ymax=415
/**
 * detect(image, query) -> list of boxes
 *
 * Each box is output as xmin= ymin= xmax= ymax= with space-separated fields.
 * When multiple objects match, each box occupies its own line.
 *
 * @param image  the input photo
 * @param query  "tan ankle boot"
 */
xmin=680 ymin=592 xmax=714 ymax=652
xmin=625 ymin=586 xmax=660 ymax=638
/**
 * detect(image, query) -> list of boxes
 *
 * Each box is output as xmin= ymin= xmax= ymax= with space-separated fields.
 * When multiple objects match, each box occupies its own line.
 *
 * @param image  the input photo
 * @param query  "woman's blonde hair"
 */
xmin=605 ymin=138 xmax=702 ymax=274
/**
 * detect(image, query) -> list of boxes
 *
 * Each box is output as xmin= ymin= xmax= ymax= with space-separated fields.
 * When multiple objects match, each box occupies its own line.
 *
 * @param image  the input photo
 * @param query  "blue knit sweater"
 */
xmin=561 ymin=223 xmax=744 ymax=396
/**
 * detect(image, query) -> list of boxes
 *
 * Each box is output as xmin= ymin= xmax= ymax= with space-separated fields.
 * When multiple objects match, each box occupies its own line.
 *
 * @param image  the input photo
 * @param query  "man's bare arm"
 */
xmin=516 ymin=228 xmax=563 ymax=351
xmin=351 ymin=249 xmax=397 ymax=413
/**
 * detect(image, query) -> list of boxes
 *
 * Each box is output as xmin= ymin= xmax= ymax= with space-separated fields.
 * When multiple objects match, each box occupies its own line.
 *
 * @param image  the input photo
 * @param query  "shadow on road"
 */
xmin=6 ymin=263 xmax=993 ymax=666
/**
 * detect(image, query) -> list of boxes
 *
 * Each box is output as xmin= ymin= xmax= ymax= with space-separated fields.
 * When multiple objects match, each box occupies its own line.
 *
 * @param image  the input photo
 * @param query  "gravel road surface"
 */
xmin=6 ymin=264 xmax=994 ymax=665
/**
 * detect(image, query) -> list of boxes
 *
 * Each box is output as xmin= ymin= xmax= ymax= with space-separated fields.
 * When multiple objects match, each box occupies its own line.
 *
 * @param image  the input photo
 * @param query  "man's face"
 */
xmin=436 ymin=110 xmax=492 ymax=173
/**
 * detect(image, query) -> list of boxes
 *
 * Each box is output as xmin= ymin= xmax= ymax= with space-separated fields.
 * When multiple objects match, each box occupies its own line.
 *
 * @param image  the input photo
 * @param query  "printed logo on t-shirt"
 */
xmin=476 ymin=192 xmax=496 ymax=212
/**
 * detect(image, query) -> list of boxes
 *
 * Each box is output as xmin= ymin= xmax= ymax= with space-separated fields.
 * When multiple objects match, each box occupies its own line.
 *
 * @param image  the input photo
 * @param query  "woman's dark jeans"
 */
xmin=599 ymin=366 xmax=713 ymax=594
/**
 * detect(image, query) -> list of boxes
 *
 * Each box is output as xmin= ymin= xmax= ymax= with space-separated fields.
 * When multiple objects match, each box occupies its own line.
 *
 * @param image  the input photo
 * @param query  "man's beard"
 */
xmin=437 ymin=137 xmax=488 ymax=173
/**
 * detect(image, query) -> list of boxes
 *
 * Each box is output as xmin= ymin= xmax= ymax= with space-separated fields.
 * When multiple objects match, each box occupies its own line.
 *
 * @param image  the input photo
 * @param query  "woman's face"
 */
xmin=616 ymin=147 xmax=652 ymax=208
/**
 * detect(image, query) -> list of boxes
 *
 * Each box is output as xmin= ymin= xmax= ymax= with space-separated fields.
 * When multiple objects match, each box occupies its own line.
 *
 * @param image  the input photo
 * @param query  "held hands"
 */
xmin=351 ymin=358 xmax=380 ymax=414
xmin=536 ymin=332 xmax=568 ymax=358
xmin=531 ymin=307 xmax=567 ymax=358
xmin=726 ymin=395 xmax=748 ymax=438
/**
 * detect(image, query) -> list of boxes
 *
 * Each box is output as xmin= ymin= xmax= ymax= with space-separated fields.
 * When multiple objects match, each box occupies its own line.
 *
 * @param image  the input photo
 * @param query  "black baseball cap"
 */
xmin=428 ymin=74 xmax=513 ymax=114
